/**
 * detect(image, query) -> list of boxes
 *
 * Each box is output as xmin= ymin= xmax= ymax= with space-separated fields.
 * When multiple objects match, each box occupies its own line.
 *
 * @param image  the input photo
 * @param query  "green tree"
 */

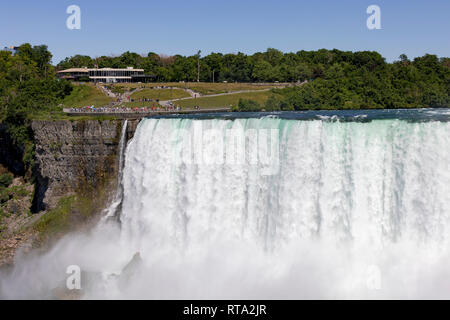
xmin=237 ymin=99 xmax=261 ymax=112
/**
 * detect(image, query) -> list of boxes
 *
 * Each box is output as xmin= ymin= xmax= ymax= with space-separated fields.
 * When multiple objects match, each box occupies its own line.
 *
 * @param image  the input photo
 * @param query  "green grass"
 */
xmin=0 ymin=187 xmax=10 ymax=204
xmin=104 ymin=85 xmax=135 ymax=95
xmin=62 ymin=83 xmax=114 ymax=108
xmin=0 ymin=208 xmax=5 ymax=233
xmin=130 ymin=88 xmax=190 ymax=101
xmin=28 ymin=83 xmax=116 ymax=120
xmin=179 ymin=83 xmax=282 ymax=95
xmin=177 ymin=90 xmax=274 ymax=109
xmin=111 ymin=82 xmax=286 ymax=95
xmin=33 ymin=196 xmax=75 ymax=236
xmin=31 ymin=110 xmax=119 ymax=121
xmin=0 ymin=185 xmax=30 ymax=204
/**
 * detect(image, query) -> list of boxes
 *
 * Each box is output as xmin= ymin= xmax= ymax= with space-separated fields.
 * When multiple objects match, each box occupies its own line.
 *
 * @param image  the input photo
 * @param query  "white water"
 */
xmin=1 ymin=117 xmax=450 ymax=299
xmin=103 ymin=120 xmax=127 ymax=219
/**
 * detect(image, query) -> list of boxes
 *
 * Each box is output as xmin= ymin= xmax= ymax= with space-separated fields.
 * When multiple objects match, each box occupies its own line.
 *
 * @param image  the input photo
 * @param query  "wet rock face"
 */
xmin=31 ymin=120 xmax=139 ymax=211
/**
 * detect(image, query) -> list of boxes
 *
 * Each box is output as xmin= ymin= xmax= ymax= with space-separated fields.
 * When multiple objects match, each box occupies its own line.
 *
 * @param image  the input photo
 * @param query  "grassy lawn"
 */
xmin=31 ymin=83 xmax=117 ymax=120
xmin=62 ymin=83 xmax=114 ymax=108
xmin=31 ymin=111 xmax=119 ymax=121
xmin=111 ymin=82 xmax=286 ymax=95
xmin=178 ymin=83 xmax=283 ymax=95
xmin=130 ymin=88 xmax=190 ymax=101
xmin=177 ymin=90 xmax=274 ymax=109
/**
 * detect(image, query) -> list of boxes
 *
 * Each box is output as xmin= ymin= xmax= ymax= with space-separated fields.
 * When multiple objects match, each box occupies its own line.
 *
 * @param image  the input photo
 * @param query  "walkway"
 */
xmin=158 ymin=81 xmax=307 ymax=106
xmin=159 ymin=88 xmax=274 ymax=107
xmin=63 ymin=107 xmax=231 ymax=118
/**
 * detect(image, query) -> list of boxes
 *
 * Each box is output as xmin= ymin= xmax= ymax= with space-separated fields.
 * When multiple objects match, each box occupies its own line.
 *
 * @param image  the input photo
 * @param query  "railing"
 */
xmin=63 ymin=107 xmax=180 ymax=114
xmin=63 ymin=107 xmax=231 ymax=118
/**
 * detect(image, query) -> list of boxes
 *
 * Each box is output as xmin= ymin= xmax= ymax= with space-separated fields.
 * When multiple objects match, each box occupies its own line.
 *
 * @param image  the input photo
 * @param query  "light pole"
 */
xmin=197 ymin=50 xmax=201 ymax=82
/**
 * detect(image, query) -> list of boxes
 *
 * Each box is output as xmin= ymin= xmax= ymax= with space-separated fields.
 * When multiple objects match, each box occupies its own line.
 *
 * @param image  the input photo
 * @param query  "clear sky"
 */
xmin=1 ymin=0 xmax=449 ymax=64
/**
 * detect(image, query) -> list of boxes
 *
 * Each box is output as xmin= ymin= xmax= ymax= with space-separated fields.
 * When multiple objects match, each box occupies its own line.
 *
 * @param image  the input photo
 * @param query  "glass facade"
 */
xmin=57 ymin=68 xmax=151 ymax=83
xmin=88 ymin=68 xmax=145 ymax=83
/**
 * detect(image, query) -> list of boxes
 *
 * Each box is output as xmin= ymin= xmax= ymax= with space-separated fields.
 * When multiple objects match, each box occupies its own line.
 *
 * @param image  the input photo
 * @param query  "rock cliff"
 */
xmin=31 ymin=119 xmax=139 ymax=211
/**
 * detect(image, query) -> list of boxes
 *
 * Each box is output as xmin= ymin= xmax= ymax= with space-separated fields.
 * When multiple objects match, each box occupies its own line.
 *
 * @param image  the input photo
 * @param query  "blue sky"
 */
xmin=1 ymin=0 xmax=449 ymax=64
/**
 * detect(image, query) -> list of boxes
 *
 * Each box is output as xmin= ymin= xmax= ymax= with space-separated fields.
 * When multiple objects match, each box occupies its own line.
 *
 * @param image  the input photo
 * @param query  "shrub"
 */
xmin=0 ymin=187 xmax=10 ymax=204
xmin=265 ymin=95 xmax=282 ymax=111
xmin=237 ymin=99 xmax=261 ymax=112
xmin=0 ymin=173 xmax=13 ymax=188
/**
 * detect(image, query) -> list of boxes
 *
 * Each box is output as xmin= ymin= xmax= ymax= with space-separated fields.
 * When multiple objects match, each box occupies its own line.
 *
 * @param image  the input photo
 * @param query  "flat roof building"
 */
xmin=57 ymin=67 xmax=154 ymax=83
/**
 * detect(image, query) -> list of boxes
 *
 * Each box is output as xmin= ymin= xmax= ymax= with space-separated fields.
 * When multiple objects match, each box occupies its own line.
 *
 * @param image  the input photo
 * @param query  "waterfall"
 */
xmin=116 ymin=117 xmax=450 ymax=299
xmin=2 ymin=114 xmax=450 ymax=299
xmin=120 ymin=118 xmax=450 ymax=250
xmin=104 ymin=119 xmax=128 ymax=219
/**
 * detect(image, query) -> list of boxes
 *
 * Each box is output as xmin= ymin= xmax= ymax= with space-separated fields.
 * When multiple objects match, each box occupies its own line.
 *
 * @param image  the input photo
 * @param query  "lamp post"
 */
xmin=197 ymin=50 xmax=201 ymax=82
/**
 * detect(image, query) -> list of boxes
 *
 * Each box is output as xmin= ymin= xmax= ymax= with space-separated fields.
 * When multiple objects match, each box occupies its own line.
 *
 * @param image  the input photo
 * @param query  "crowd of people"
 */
xmin=68 ymin=105 xmax=183 ymax=113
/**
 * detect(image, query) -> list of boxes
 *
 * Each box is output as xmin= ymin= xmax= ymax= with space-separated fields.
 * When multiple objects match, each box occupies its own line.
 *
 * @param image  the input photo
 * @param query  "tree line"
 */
xmin=58 ymin=48 xmax=449 ymax=110
xmin=0 ymin=43 xmax=73 ymax=171
xmin=271 ymin=52 xmax=450 ymax=110
xmin=1 ymin=44 xmax=449 ymax=141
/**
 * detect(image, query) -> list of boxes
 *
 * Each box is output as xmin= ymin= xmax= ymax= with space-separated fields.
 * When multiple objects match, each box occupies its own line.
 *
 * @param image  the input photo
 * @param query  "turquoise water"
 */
xmin=150 ymin=108 xmax=450 ymax=122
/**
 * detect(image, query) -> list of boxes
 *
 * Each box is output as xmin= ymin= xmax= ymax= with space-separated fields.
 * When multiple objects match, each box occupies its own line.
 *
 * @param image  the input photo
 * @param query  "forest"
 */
xmin=0 ymin=44 xmax=73 ymax=170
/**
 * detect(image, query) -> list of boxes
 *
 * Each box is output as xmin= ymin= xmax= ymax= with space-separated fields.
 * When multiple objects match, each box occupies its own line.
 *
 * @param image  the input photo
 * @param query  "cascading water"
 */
xmin=104 ymin=120 xmax=128 ymax=219
xmin=1 ymin=110 xmax=450 ymax=299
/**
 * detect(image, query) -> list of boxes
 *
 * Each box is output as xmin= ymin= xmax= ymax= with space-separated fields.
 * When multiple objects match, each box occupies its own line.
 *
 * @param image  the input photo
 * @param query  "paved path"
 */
xmin=96 ymin=81 xmax=308 ymax=108
xmin=116 ymin=86 xmax=200 ymax=107
xmin=159 ymin=81 xmax=308 ymax=106
xmin=97 ymin=85 xmax=117 ymax=98
xmin=159 ymin=88 xmax=275 ymax=107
